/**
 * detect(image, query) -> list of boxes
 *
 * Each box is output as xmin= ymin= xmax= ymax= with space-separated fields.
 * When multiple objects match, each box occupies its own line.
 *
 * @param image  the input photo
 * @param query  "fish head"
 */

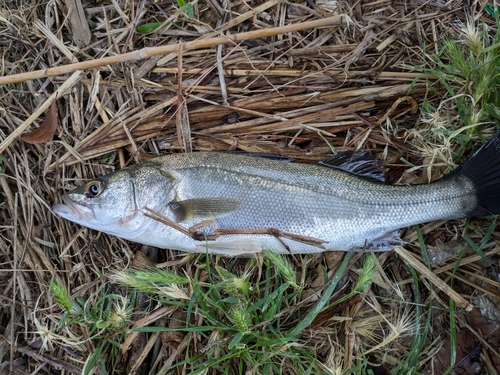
xmin=53 ymin=165 xmax=175 ymax=238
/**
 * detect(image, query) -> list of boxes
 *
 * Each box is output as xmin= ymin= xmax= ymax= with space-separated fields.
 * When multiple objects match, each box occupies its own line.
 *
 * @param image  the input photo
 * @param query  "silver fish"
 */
xmin=53 ymin=131 xmax=500 ymax=255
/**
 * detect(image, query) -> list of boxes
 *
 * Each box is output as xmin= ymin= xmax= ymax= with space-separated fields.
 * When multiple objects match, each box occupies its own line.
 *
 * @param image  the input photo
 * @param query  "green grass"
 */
xmin=119 ymin=251 xmax=353 ymax=374
xmin=46 ymin=250 xmax=429 ymax=374
xmin=46 ymin=251 xmax=422 ymax=374
xmin=49 ymin=279 xmax=134 ymax=375
xmin=135 ymin=0 xmax=194 ymax=34
xmin=411 ymin=7 xmax=500 ymax=164
xmin=390 ymin=227 xmax=431 ymax=375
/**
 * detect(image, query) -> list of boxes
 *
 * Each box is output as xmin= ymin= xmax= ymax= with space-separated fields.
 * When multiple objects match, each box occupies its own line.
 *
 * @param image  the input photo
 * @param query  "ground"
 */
xmin=0 ymin=1 xmax=500 ymax=374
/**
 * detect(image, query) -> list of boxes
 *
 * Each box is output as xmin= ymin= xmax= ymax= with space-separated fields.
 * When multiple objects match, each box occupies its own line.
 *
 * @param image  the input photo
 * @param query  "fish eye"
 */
xmin=85 ymin=181 xmax=103 ymax=198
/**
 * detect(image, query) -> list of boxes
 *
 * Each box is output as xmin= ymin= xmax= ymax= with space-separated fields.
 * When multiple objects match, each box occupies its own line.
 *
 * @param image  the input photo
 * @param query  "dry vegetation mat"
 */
xmin=1 ymin=0 xmax=500 ymax=374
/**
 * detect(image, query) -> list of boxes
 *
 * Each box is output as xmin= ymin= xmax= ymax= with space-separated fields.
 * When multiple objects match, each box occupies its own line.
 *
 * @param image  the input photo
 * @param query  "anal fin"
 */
xmin=352 ymin=230 xmax=404 ymax=252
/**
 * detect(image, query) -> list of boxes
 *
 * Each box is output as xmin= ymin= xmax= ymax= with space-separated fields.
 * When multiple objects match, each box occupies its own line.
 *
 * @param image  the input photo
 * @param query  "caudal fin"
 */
xmin=452 ymin=129 xmax=500 ymax=216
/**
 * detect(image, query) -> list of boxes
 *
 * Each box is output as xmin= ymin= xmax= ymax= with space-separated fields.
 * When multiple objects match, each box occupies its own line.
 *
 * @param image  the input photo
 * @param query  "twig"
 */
xmin=143 ymin=207 xmax=191 ymax=237
xmin=214 ymin=228 xmax=326 ymax=249
xmin=143 ymin=207 xmax=327 ymax=250
xmin=0 ymin=16 xmax=345 ymax=85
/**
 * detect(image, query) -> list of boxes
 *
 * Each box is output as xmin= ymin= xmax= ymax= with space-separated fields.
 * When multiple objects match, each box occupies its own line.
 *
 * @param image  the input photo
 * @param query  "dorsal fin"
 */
xmin=318 ymin=151 xmax=387 ymax=183
xmin=225 ymin=151 xmax=293 ymax=162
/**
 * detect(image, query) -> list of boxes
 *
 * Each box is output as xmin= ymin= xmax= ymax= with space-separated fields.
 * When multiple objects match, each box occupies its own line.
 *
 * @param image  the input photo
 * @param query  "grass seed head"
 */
xmin=230 ymin=303 xmax=251 ymax=334
xmin=350 ymin=314 xmax=385 ymax=342
xmin=354 ymin=254 xmax=377 ymax=292
xmin=362 ymin=303 xmax=416 ymax=356
xmin=157 ymin=283 xmax=191 ymax=300
xmin=215 ymin=265 xmax=253 ymax=297
xmin=263 ymin=250 xmax=298 ymax=288
xmin=32 ymin=316 xmax=84 ymax=351
xmin=107 ymin=295 xmax=133 ymax=327
xmin=461 ymin=19 xmax=483 ymax=56
xmin=109 ymin=268 xmax=190 ymax=295
xmin=221 ymin=274 xmax=252 ymax=297
xmin=49 ymin=279 xmax=73 ymax=312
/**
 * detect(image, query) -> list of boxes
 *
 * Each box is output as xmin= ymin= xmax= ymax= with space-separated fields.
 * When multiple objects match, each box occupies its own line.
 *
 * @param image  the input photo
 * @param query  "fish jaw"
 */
xmin=53 ymin=199 xmax=151 ymax=238
xmin=53 ymin=194 xmax=97 ymax=226
xmin=52 ymin=194 xmax=115 ymax=235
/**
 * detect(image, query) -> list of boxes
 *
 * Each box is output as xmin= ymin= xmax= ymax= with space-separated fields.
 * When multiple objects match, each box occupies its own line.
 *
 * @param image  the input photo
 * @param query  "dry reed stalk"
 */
xmin=153 ymin=67 xmax=436 ymax=80
xmin=0 ymin=16 xmax=346 ymax=85
xmin=397 ymin=247 xmax=500 ymax=284
xmin=201 ymin=0 xmax=280 ymax=39
xmin=47 ymin=81 xmax=419 ymax=167
xmin=240 ymin=102 xmax=375 ymax=134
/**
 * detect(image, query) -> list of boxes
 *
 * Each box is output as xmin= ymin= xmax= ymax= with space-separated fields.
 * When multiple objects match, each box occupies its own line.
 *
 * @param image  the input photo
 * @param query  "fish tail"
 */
xmin=451 ymin=129 xmax=500 ymax=216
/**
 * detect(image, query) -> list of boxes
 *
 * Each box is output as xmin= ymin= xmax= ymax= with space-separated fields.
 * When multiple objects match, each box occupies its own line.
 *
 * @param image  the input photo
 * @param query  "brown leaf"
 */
xmin=429 ymin=307 xmax=500 ymax=374
xmin=21 ymin=101 xmax=58 ymax=144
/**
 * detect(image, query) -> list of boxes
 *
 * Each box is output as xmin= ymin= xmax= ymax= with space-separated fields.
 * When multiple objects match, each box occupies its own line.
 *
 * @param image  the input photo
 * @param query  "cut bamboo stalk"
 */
xmin=0 ymin=15 xmax=346 ymax=86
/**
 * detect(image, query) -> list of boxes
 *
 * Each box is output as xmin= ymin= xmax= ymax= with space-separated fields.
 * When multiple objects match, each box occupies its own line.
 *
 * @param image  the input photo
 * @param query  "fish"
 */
xmin=53 ymin=130 xmax=500 ymax=256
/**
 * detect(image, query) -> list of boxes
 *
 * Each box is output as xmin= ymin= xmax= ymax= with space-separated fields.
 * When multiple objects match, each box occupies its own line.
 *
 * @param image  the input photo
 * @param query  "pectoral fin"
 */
xmin=169 ymin=198 xmax=241 ymax=222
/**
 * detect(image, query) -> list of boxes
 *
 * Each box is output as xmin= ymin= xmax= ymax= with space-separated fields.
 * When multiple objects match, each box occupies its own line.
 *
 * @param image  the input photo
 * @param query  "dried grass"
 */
xmin=1 ymin=0 xmax=500 ymax=374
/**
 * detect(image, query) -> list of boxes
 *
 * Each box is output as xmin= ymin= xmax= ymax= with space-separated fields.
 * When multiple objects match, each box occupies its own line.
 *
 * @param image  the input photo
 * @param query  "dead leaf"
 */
xmin=430 ymin=307 xmax=500 ymax=374
xmin=431 ymin=328 xmax=483 ymax=375
xmin=162 ymin=310 xmax=189 ymax=349
xmin=21 ymin=101 xmax=58 ymax=144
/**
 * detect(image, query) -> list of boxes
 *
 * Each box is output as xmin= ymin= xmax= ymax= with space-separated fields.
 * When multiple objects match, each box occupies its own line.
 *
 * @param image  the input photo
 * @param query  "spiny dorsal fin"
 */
xmin=169 ymin=198 xmax=241 ymax=222
xmin=318 ymin=150 xmax=387 ymax=183
xmin=224 ymin=151 xmax=293 ymax=162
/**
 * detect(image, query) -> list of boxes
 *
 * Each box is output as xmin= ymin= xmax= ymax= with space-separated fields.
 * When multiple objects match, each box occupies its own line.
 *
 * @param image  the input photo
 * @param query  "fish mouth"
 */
xmin=52 ymin=195 xmax=95 ymax=222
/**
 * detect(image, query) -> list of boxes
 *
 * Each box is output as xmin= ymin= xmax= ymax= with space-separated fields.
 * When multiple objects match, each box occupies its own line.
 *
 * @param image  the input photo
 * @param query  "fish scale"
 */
xmin=52 ymin=129 xmax=500 ymax=256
